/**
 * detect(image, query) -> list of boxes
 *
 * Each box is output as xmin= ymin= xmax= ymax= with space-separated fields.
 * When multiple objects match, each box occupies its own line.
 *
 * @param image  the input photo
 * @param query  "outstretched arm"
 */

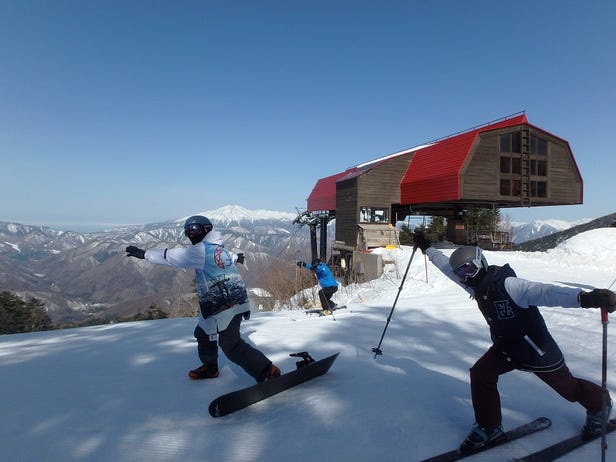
xmin=145 ymin=244 xmax=204 ymax=270
xmin=412 ymin=231 xmax=473 ymax=296
xmin=504 ymin=277 xmax=616 ymax=312
xmin=504 ymin=277 xmax=580 ymax=308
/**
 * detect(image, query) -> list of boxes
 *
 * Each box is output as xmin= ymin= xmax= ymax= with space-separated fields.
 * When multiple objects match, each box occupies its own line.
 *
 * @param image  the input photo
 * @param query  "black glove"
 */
xmin=412 ymin=231 xmax=431 ymax=253
xmin=126 ymin=246 xmax=146 ymax=259
xmin=579 ymin=289 xmax=616 ymax=312
xmin=236 ymin=253 xmax=245 ymax=265
xmin=297 ymin=261 xmax=305 ymax=268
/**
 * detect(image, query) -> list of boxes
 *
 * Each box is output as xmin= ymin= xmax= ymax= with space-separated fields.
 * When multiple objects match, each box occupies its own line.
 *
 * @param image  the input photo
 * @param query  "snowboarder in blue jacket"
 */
xmin=412 ymin=230 xmax=616 ymax=454
xmin=297 ymin=258 xmax=338 ymax=313
xmin=126 ymin=215 xmax=280 ymax=383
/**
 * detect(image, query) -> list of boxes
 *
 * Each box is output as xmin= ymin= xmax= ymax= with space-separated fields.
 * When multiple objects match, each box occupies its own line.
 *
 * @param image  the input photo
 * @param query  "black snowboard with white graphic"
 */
xmin=209 ymin=352 xmax=339 ymax=417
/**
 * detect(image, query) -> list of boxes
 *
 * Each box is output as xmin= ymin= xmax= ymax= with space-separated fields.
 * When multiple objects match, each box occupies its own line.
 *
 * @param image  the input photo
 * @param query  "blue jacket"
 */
xmin=305 ymin=262 xmax=338 ymax=289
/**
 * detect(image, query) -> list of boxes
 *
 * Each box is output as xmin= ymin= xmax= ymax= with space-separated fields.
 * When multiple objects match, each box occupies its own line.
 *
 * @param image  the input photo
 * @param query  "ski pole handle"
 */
xmin=601 ymin=307 xmax=609 ymax=324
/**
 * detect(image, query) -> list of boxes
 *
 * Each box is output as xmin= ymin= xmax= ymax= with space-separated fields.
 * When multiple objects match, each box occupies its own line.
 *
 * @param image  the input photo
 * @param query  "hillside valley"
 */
xmin=1 ymin=206 xmax=614 ymax=326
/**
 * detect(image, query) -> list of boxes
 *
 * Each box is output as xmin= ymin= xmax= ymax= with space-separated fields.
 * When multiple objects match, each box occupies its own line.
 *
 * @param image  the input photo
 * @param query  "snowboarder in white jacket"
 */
xmin=126 ymin=215 xmax=280 ymax=382
xmin=412 ymin=230 xmax=616 ymax=454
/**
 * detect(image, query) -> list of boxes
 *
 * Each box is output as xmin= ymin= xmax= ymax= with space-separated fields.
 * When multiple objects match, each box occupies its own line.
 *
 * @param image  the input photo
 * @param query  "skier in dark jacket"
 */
xmin=412 ymin=230 xmax=616 ymax=454
xmin=126 ymin=215 xmax=280 ymax=383
xmin=297 ymin=258 xmax=338 ymax=313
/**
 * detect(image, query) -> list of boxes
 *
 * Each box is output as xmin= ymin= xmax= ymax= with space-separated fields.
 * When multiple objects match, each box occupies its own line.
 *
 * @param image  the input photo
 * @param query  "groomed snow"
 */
xmin=2 ymin=228 xmax=616 ymax=462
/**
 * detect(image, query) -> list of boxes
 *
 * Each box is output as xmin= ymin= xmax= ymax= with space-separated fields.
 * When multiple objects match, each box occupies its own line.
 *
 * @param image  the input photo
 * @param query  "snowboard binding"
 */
xmin=290 ymin=352 xmax=315 ymax=369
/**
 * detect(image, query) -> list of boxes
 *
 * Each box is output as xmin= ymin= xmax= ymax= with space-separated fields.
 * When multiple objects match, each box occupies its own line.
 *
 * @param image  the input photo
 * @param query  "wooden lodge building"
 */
xmin=302 ymin=113 xmax=583 ymax=278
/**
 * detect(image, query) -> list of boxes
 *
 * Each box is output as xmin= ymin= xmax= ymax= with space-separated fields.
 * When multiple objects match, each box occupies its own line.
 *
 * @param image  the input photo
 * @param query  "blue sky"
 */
xmin=2 ymin=1 xmax=615 ymax=231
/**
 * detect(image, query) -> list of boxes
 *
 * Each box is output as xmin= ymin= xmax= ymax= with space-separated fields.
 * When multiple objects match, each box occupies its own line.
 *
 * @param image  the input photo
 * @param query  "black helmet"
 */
xmin=311 ymin=258 xmax=321 ymax=267
xmin=184 ymin=215 xmax=213 ymax=244
xmin=449 ymin=246 xmax=488 ymax=286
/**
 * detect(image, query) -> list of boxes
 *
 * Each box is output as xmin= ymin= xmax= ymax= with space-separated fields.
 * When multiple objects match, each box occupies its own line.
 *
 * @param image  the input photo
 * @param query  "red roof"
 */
xmin=307 ymin=159 xmax=390 ymax=212
xmin=400 ymin=114 xmax=528 ymax=204
xmin=307 ymin=114 xmax=540 ymax=212
xmin=307 ymin=168 xmax=356 ymax=212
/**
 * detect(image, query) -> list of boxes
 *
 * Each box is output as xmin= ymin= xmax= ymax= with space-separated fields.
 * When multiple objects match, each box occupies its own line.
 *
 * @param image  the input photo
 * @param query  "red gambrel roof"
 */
xmin=306 ymin=159 xmax=389 ymax=212
xmin=307 ymin=169 xmax=355 ymax=212
xmin=400 ymin=114 xmax=528 ymax=204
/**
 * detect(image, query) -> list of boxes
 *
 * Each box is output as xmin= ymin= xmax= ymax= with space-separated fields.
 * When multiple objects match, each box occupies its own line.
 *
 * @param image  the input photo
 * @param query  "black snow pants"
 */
xmin=318 ymin=286 xmax=338 ymax=310
xmin=193 ymin=314 xmax=272 ymax=382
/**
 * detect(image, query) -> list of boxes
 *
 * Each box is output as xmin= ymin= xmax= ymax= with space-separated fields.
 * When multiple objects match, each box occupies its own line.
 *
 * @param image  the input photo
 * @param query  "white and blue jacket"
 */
xmin=145 ymin=231 xmax=249 ymax=335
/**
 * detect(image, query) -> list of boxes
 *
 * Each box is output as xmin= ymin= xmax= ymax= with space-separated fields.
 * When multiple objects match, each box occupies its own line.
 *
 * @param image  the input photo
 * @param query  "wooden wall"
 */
xmin=335 ymin=154 xmax=412 ymax=248
xmin=461 ymin=126 xmax=582 ymax=206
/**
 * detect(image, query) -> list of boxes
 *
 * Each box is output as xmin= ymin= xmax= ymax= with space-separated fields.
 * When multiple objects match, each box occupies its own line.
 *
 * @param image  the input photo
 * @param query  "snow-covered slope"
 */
xmin=2 ymin=229 xmax=616 ymax=462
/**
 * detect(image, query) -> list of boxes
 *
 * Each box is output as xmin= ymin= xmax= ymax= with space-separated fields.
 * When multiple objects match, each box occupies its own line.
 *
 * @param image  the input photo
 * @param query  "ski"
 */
xmin=512 ymin=419 xmax=616 ymax=462
xmin=304 ymin=306 xmax=347 ymax=316
xmin=420 ymin=417 xmax=552 ymax=462
xmin=208 ymin=352 xmax=339 ymax=417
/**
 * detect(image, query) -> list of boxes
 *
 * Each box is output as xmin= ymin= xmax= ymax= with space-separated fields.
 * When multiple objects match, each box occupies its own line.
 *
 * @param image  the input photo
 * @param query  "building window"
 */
xmin=500 ymin=179 xmax=522 ymax=196
xmin=499 ymin=132 xmax=521 ymax=153
xmin=530 ymin=134 xmax=548 ymax=156
xmin=500 ymin=156 xmax=523 ymax=174
xmin=530 ymin=159 xmax=547 ymax=176
xmin=512 ymin=179 xmax=521 ymax=196
xmin=499 ymin=179 xmax=509 ymax=196
xmin=512 ymin=157 xmax=521 ymax=174
xmin=531 ymin=181 xmax=547 ymax=198
xmin=360 ymin=207 xmax=388 ymax=223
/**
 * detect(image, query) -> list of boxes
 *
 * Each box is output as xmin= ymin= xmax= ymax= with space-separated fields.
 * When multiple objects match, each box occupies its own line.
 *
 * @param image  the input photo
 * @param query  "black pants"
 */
xmin=318 ymin=286 xmax=338 ymax=310
xmin=193 ymin=314 xmax=271 ymax=381
xmin=470 ymin=346 xmax=606 ymax=429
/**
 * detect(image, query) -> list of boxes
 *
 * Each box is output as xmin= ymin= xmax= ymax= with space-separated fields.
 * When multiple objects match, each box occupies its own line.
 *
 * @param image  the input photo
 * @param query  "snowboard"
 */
xmin=208 ymin=352 xmax=339 ymax=417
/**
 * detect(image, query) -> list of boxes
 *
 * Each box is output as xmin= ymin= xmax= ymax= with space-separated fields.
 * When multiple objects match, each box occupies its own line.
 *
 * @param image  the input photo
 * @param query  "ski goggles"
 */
xmin=184 ymin=224 xmax=203 ymax=238
xmin=453 ymin=261 xmax=481 ymax=280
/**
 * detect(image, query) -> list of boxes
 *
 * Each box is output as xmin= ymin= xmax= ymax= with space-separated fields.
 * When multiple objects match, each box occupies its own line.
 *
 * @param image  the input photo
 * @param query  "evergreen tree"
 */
xmin=399 ymin=216 xmax=447 ymax=245
xmin=425 ymin=216 xmax=446 ymax=242
xmin=399 ymin=225 xmax=414 ymax=246
xmin=464 ymin=208 xmax=501 ymax=242
xmin=0 ymin=291 xmax=52 ymax=334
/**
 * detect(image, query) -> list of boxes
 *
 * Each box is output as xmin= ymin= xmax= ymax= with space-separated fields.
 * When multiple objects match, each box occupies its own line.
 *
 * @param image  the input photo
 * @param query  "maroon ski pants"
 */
xmin=470 ymin=346 xmax=606 ymax=429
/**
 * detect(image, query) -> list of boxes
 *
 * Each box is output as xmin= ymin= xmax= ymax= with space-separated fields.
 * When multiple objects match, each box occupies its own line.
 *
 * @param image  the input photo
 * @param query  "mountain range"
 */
xmin=1 ymin=205 xmax=613 ymax=325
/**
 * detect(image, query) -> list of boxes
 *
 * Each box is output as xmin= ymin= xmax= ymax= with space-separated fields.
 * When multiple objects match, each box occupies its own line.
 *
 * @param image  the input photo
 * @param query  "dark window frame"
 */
xmin=359 ymin=206 xmax=389 ymax=223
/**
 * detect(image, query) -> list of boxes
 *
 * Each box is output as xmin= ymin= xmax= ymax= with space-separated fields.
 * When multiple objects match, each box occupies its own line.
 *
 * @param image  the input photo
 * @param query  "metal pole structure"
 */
xmin=372 ymin=245 xmax=418 ymax=358
xmin=600 ymin=306 xmax=609 ymax=462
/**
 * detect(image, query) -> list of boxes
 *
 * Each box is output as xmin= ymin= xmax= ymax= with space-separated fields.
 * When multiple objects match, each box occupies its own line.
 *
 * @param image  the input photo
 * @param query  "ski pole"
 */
xmin=600 ymin=306 xmax=609 ymax=462
xmin=372 ymin=245 xmax=418 ymax=358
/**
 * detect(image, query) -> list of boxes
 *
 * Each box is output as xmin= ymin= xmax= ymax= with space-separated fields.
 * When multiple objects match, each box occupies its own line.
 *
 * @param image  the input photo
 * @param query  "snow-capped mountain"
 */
xmin=0 ymin=206 xmax=311 ymax=325
xmin=508 ymin=218 xmax=592 ymax=244
xmin=176 ymin=205 xmax=297 ymax=228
